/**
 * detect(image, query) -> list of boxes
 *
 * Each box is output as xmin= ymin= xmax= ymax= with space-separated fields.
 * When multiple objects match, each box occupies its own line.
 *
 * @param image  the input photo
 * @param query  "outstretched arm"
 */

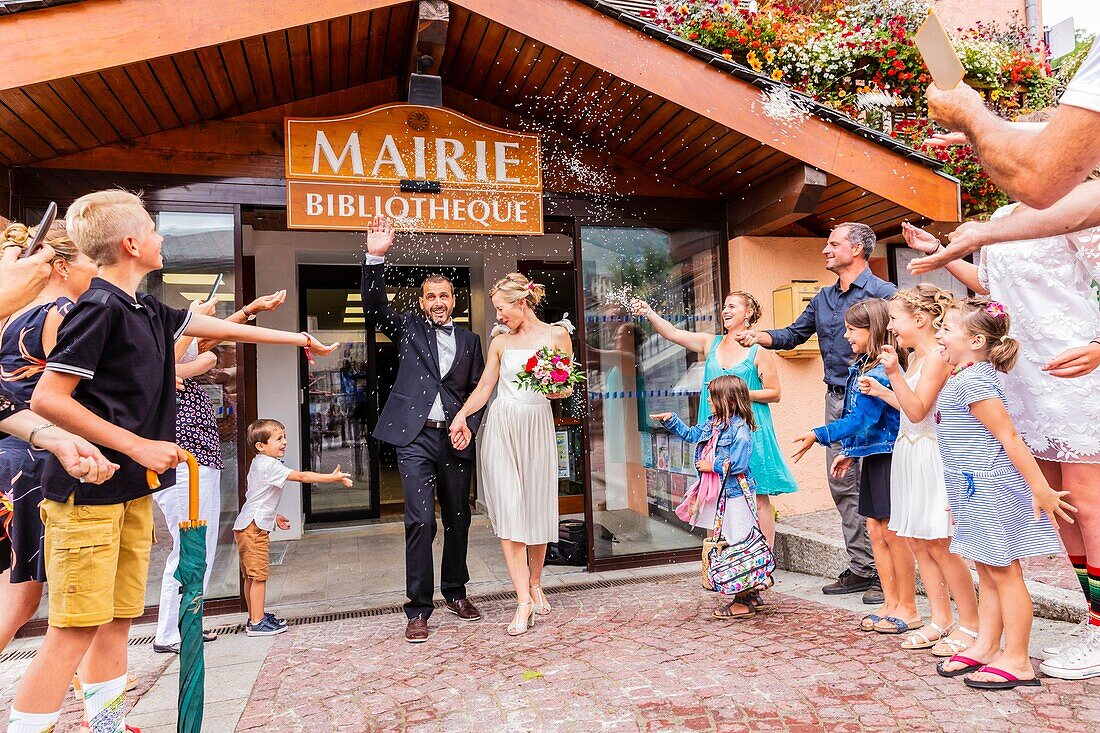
xmin=183 ymin=314 xmax=338 ymax=356
xmin=630 ymin=299 xmax=713 ymax=355
xmin=927 ymin=82 xmax=1100 ymax=208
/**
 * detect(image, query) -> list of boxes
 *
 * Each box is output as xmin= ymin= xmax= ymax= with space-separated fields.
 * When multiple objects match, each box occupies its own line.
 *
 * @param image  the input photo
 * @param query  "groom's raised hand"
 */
xmin=365 ymin=215 xmax=395 ymax=257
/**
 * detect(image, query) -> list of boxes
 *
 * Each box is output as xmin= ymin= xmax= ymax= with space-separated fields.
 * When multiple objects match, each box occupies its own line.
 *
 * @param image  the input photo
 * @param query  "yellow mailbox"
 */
xmin=772 ymin=281 xmax=823 ymax=359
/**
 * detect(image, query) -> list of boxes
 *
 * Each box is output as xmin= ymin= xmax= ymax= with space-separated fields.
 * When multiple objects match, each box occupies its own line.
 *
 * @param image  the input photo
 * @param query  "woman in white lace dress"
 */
xmin=449 ymin=273 xmax=574 ymax=636
xmin=904 ymin=212 xmax=1100 ymax=680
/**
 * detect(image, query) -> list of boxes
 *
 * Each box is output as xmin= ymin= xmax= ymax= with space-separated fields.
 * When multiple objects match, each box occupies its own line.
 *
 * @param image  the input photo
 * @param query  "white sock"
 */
xmin=7 ymin=708 xmax=61 ymax=733
xmin=80 ymin=674 xmax=127 ymax=733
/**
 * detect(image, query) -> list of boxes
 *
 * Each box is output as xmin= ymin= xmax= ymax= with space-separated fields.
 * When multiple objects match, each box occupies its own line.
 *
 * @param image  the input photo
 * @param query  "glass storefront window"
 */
xmin=580 ymin=227 xmax=722 ymax=559
xmin=143 ymin=211 xmax=239 ymax=604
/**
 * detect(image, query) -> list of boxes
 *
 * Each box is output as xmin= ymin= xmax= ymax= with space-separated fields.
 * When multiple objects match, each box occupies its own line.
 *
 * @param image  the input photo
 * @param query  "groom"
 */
xmin=360 ymin=217 xmax=486 ymax=643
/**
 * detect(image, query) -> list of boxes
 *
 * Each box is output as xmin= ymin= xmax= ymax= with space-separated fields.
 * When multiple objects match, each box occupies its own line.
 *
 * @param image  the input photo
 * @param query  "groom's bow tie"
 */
xmin=431 ymin=321 xmax=454 ymax=336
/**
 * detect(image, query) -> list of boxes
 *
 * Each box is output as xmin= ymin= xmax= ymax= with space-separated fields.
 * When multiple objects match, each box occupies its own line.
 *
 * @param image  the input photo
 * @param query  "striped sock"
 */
xmin=1089 ymin=565 xmax=1100 ymax=627
xmin=80 ymin=674 xmax=127 ymax=733
xmin=1070 ymin=555 xmax=1090 ymax=603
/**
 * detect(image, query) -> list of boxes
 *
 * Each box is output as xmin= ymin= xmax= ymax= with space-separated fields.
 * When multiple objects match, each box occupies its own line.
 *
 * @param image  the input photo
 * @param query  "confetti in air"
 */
xmin=757 ymin=85 xmax=810 ymax=125
xmin=855 ymin=91 xmax=911 ymax=111
xmin=601 ymin=284 xmax=637 ymax=310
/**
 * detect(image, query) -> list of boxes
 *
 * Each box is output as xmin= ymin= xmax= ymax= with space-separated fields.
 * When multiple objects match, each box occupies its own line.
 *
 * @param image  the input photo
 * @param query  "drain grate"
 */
xmin=0 ymin=569 xmax=696 ymax=664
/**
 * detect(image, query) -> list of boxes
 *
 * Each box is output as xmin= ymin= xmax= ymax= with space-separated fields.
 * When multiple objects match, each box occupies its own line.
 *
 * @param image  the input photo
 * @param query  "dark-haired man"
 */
xmin=737 ymin=222 xmax=896 ymax=603
xmin=361 ymin=216 xmax=485 ymax=643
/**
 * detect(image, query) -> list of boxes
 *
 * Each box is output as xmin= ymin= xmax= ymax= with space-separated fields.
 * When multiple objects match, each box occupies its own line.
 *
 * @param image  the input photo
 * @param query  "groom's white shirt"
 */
xmin=365 ymin=253 xmax=454 ymax=422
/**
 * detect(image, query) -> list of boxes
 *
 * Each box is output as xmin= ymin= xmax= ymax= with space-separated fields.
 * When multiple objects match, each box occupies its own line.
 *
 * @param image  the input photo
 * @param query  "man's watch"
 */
xmin=243 ymin=305 xmax=257 ymax=322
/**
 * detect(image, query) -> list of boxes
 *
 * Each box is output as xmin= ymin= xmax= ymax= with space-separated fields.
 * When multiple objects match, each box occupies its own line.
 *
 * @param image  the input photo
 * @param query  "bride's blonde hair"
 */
xmin=490 ymin=272 xmax=545 ymax=310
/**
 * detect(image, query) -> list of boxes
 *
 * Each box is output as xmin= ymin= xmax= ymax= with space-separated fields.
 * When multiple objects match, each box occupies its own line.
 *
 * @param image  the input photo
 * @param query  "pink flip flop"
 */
xmin=963 ymin=665 xmax=1041 ymax=690
xmin=936 ymin=654 xmax=985 ymax=678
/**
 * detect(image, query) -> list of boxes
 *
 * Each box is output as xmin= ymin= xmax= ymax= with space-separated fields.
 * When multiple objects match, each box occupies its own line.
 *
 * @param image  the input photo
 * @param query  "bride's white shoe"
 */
xmin=531 ymin=585 xmax=551 ymax=615
xmin=508 ymin=602 xmax=535 ymax=636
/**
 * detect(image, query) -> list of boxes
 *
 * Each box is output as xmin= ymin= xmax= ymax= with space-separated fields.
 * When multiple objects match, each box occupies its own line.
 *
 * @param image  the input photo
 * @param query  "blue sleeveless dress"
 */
xmin=698 ymin=338 xmax=798 ymax=496
xmin=0 ymin=298 xmax=72 ymax=582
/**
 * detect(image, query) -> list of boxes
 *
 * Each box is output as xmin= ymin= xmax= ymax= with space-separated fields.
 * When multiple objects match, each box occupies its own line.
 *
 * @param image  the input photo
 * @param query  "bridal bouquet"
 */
xmin=514 ymin=347 xmax=586 ymax=396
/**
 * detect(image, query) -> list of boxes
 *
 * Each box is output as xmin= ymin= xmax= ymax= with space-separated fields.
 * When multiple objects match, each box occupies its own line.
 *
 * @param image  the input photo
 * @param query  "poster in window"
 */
xmin=668 ymin=436 xmax=685 ymax=473
xmin=556 ymin=431 xmax=571 ymax=479
xmin=656 ymin=433 xmax=670 ymax=470
xmin=681 ymin=439 xmax=697 ymax=475
xmin=654 ymin=472 xmax=670 ymax=510
xmin=646 ymin=470 xmax=659 ymax=505
xmin=641 ymin=433 xmax=654 ymax=468
xmin=669 ymin=473 xmax=687 ymax=507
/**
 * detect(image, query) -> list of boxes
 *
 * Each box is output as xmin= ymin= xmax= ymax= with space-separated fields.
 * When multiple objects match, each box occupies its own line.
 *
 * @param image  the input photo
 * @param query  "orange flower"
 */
xmin=771 ymin=68 xmax=785 ymax=81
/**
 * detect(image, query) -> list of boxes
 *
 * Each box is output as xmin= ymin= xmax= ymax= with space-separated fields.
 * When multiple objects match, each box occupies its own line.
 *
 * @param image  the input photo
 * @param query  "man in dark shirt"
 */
xmin=737 ymin=222 xmax=896 ymax=601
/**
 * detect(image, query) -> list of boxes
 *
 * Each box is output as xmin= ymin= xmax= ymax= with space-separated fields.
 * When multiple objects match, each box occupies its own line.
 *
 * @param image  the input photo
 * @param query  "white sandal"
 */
xmin=901 ymin=620 xmax=954 ymax=650
xmin=531 ymin=585 xmax=551 ymax=616
xmin=931 ymin=625 xmax=978 ymax=657
xmin=508 ymin=602 xmax=535 ymax=636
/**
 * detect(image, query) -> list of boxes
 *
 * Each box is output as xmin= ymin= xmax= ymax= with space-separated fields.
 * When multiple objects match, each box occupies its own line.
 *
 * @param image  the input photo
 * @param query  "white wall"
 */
xmin=246 ymin=226 xmax=573 ymax=539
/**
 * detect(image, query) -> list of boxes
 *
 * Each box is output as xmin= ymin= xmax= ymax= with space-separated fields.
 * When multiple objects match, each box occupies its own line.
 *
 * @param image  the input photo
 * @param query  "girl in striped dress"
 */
xmin=933 ymin=298 xmax=1075 ymax=690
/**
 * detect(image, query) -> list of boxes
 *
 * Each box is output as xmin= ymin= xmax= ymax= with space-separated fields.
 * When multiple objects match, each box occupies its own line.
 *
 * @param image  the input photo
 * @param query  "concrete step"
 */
xmin=774 ymin=518 xmax=1086 ymax=624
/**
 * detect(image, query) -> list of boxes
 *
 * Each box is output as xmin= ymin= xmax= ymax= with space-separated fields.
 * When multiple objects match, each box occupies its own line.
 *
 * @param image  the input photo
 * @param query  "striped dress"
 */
xmin=933 ymin=362 xmax=1064 ymax=566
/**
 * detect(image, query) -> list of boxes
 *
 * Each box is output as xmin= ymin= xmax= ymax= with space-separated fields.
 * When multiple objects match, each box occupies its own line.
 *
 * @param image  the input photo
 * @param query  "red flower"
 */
xmin=886 ymin=49 xmax=898 ymax=58
xmin=525 ymin=356 xmax=538 ymax=372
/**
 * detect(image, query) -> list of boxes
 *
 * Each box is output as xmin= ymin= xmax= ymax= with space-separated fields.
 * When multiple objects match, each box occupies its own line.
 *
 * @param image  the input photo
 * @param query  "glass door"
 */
xmin=299 ymin=265 xmax=378 ymax=522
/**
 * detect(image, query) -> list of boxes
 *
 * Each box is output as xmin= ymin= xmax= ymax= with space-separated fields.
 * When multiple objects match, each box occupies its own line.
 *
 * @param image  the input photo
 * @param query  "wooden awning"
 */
xmin=0 ymin=0 xmax=960 ymax=233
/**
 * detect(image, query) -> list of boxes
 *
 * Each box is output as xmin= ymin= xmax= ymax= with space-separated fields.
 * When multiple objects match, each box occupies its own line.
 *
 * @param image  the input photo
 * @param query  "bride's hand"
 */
xmin=547 ymin=386 xmax=573 ymax=400
xmin=449 ymin=415 xmax=471 ymax=451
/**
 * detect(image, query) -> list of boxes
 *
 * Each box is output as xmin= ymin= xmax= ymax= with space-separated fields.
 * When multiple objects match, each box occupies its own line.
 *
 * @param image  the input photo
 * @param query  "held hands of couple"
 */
xmin=449 ymin=415 xmax=472 ymax=451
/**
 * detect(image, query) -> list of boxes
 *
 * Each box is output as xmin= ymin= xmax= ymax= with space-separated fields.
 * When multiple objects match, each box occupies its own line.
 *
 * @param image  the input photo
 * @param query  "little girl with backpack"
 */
xmin=652 ymin=374 xmax=771 ymax=620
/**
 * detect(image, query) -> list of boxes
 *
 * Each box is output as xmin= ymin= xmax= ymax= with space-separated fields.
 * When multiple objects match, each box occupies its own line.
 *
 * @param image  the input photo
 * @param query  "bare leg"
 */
xmin=908 ymin=538 xmax=953 ymax=631
xmin=884 ymin=526 xmax=919 ymax=622
xmin=243 ymin=578 xmax=253 ymax=619
xmin=0 ymin=577 xmax=44 ymax=653
xmin=247 ymin=580 xmax=267 ymax=625
xmin=865 ymin=518 xmax=895 ymax=619
xmin=756 ymin=495 xmax=776 ymax=550
xmin=942 ymin=562 xmax=1002 ymax=673
xmin=12 ymin=625 xmax=99 ymax=712
xmin=926 ymin=538 xmax=980 ymax=644
xmin=500 ymin=540 xmax=533 ymax=628
xmin=969 ymin=561 xmax=1036 ymax=681
xmin=527 ymin=544 xmax=547 ymax=589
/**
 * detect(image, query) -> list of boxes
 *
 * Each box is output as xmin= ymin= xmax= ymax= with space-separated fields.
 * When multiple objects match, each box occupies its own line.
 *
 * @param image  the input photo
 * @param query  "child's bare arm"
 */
xmin=970 ymin=399 xmax=1076 ymax=524
xmin=32 ymin=371 xmax=187 ymax=472
xmin=287 ymin=465 xmax=352 ymax=487
xmin=183 ymin=314 xmax=339 ymax=356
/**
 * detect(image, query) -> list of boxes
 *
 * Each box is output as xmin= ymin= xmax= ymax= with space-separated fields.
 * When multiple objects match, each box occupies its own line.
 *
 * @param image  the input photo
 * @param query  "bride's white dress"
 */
xmin=478 ymin=337 xmax=560 ymax=545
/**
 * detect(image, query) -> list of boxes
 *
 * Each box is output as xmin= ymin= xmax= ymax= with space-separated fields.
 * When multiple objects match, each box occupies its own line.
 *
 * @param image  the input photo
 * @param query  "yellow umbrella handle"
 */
xmin=146 ymin=450 xmax=201 ymax=525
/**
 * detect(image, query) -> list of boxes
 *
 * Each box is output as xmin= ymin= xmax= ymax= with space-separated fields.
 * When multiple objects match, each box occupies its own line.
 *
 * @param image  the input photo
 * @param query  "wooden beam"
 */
xmin=451 ymin=0 xmax=960 ymax=222
xmin=34 ymin=80 xmax=400 ymax=178
xmin=727 ymin=166 xmax=827 ymax=238
xmin=0 ymin=0 xmax=407 ymax=93
xmin=409 ymin=0 xmax=449 ymax=76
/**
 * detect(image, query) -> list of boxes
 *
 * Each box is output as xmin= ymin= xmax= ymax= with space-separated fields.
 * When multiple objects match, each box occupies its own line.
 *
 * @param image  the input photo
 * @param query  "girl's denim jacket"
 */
xmin=811 ymin=356 xmax=899 ymax=458
xmin=661 ymin=414 xmax=754 ymax=497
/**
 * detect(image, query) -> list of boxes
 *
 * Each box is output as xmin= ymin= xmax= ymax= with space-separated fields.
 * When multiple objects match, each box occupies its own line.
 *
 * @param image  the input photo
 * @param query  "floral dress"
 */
xmin=979 ymin=207 xmax=1100 ymax=462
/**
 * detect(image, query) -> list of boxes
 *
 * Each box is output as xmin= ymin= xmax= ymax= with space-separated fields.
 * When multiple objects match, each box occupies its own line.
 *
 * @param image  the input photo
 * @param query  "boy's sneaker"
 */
xmin=246 ymin=617 xmax=288 ymax=637
xmin=1039 ymin=625 xmax=1100 ymax=680
xmin=264 ymin=612 xmax=287 ymax=627
xmin=1041 ymin=616 xmax=1089 ymax=660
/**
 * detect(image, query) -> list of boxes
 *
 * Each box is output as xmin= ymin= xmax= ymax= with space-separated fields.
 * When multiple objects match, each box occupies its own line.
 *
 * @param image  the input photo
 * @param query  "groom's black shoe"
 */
xmin=444 ymin=598 xmax=482 ymax=621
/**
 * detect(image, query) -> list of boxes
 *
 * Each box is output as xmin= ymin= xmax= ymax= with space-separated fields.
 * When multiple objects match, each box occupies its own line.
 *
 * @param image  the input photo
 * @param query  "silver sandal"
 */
xmin=931 ymin=625 xmax=978 ymax=657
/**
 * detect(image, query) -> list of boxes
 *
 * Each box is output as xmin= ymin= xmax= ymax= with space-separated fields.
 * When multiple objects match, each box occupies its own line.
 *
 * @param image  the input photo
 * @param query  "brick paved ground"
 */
xmin=236 ymin=575 xmax=1097 ymax=732
xmin=782 ymin=510 xmax=1080 ymax=594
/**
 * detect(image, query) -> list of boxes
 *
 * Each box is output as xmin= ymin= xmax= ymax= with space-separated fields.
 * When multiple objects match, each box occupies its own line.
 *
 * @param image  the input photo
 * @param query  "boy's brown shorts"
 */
xmin=41 ymin=495 xmax=154 ymax=628
xmin=234 ymin=521 xmax=270 ymax=581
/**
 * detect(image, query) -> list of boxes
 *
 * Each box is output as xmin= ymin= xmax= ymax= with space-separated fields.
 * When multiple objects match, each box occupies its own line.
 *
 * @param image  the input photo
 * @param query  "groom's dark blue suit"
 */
xmin=361 ymin=261 xmax=485 ymax=619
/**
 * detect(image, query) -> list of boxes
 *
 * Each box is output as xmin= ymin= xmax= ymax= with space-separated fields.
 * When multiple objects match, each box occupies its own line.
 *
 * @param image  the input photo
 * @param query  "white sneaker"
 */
xmin=1040 ymin=625 xmax=1100 ymax=680
xmin=1041 ymin=616 xmax=1090 ymax=660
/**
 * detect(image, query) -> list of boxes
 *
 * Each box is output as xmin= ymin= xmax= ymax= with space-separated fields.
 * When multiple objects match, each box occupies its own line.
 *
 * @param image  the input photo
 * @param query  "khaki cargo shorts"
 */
xmin=41 ymin=495 xmax=153 ymax=628
xmin=234 ymin=521 xmax=270 ymax=581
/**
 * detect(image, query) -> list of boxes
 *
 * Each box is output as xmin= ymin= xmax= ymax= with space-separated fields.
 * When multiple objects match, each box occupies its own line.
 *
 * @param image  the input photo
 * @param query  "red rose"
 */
xmin=525 ymin=356 xmax=538 ymax=372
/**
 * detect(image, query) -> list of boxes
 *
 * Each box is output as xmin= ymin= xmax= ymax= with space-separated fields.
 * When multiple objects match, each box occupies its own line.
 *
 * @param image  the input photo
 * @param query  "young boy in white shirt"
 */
xmin=236 ymin=419 xmax=351 ymax=636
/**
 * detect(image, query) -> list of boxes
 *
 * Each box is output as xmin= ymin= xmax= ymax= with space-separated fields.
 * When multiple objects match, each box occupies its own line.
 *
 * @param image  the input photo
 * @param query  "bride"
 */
xmin=449 ymin=273 xmax=574 ymax=635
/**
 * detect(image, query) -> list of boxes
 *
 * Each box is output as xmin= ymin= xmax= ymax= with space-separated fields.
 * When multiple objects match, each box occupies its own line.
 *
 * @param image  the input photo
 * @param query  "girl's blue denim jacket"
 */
xmin=811 ymin=356 xmax=899 ymax=458
xmin=661 ymin=414 xmax=755 ymax=497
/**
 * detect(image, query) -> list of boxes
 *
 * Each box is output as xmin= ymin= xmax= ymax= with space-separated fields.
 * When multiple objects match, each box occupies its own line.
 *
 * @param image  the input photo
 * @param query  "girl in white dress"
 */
xmin=861 ymin=285 xmax=979 ymax=655
xmin=904 ymin=214 xmax=1100 ymax=680
xmin=449 ymin=274 xmax=574 ymax=636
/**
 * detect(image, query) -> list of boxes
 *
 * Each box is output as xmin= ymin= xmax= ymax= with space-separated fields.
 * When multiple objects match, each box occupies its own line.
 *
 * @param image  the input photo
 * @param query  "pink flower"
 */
xmin=551 ymin=369 xmax=570 ymax=383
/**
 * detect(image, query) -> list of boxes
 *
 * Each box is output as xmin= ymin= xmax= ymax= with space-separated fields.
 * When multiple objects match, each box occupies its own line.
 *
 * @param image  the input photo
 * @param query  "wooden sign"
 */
xmin=285 ymin=104 xmax=543 ymax=234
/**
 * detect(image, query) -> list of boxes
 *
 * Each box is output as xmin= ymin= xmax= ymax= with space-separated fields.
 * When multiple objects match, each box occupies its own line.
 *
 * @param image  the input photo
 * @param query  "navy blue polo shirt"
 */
xmin=40 ymin=277 xmax=192 ymax=505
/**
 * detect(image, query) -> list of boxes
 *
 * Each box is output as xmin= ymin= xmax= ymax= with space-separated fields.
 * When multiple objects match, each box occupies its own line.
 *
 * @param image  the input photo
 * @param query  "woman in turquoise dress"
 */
xmin=632 ymin=291 xmax=798 ymax=548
